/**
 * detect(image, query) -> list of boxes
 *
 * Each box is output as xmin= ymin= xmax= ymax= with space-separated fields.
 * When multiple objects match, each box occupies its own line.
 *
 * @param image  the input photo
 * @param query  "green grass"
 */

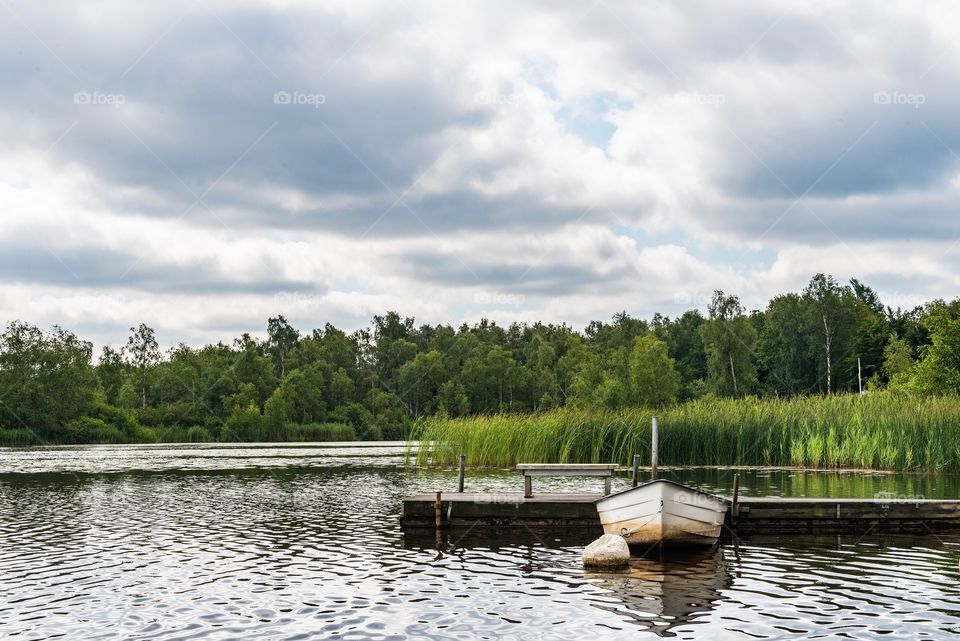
xmin=281 ymin=423 xmax=357 ymax=442
xmin=0 ymin=428 xmax=41 ymax=447
xmin=412 ymin=393 xmax=960 ymax=471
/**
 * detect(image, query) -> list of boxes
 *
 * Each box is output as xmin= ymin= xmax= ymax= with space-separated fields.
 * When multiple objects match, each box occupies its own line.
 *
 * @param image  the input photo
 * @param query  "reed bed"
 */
xmin=0 ymin=422 xmax=357 ymax=447
xmin=413 ymin=393 xmax=960 ymax=471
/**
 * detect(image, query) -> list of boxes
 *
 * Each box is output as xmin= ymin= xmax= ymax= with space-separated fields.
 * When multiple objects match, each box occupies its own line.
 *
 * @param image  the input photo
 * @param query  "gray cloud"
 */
xmin=2 ymin=0 xmax=960 ymax=345
xmin=0 ymin=240 xmax=326 ymax=295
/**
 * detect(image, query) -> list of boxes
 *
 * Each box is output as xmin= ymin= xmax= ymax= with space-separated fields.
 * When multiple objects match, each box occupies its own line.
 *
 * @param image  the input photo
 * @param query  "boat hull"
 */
xmin=596 ymin=480 xmax=729 ymax=546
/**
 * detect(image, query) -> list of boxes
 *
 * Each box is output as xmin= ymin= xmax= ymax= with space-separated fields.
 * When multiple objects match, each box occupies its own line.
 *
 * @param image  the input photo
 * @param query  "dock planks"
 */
xmin=400 ymin=492 xmax=960 ymax=534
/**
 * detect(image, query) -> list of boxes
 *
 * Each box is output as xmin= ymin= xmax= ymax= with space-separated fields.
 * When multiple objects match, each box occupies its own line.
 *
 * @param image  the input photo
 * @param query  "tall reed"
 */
xmin=413 ymin=393 xmax=960 ymax=471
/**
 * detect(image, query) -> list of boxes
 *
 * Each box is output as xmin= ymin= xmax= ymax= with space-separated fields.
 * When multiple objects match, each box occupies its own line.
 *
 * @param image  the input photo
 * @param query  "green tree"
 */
xmin=757 ymin=293 xmax=814 ymax=394
xmin=700 ymin=291 xmax=757 ymax=396
xmin=232 ymin=342 xmax=277 ymax=406
xmin=263 ymin=387 xmax=292 ymax=438
xmin=658 ymin=310 xmax=707 ymax=399
xmin=376 ymin=338 xmax=417 ymax=392
xmin=0 ymin=322 xmax=98 ymax=436
xmin=329 ymin=367 xmax=355 ymax=408
xmin=882 ymin=333 xmax=914 ymax=391
xmin=804 ymin=274 xmax=857 ymax=394
xmin=437 ymin=380 xmax=470 ymax=416
xmin=222 ymin=382 xmax=259 ymax=413
xmin=911 ymin=304 xmax=960 ymax=394
xmin=556 ymin=335 xmax=594 ymax=404
xmin=266 ymin=315 xmax=300 ymax=378
xmin=224 ymin=402 xmax=263 ymax=441
xmin=96 ymin=346 xmax=127 ymax=406
xmin=584 ymin=312 xmax=648 ymax=353
xmin=883 ymin=333 xmax=914 ymax=378
xmin=485 ymin=345 xmax=514 ymax=411
xmin=628 ymin=334 xmax=680 ymax=406
xmin=281 ymin=363 xmax=327 ymax=423
xmin=117 ymin=379 xmax=140 ymax=409
xmin=126 ymin=323 xmax=159 ymax=409
xmin=397 ymin=350 xmax=445 ymax=418
xmin=524 ymin=334 xmax=557 ymax=410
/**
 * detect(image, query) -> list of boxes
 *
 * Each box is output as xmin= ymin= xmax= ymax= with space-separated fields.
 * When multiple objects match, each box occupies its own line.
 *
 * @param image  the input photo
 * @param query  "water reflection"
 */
xmin=406 ymin=529 xmax=730 ymax=638
xmin=658 ymin=467 xmax=960 ymax=500
xmin=586 ymin=547 xmax=729 ymax=637
xmin=3 ymin=445 xmax=960 ymax=640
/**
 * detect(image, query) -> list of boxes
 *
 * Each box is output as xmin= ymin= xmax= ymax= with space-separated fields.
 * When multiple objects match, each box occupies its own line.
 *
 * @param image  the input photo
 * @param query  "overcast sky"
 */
xmin=2 ymin=0 xmax=958 ymax=348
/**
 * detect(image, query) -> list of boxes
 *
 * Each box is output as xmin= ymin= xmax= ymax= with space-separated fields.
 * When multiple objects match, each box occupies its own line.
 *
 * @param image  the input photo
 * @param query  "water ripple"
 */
xmin=2 ymin=446 xmax=960 ymax=640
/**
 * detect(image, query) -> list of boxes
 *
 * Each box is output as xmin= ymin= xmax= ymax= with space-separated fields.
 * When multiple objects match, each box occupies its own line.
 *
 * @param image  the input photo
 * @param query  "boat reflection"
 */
xmin=402 ymin=529 xmax=729 ymax=636
xmin=585 ymin=546 xmax=730 ymax=636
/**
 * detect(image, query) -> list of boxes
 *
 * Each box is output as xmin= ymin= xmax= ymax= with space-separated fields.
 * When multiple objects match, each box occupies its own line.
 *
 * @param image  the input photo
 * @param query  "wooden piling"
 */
xmin=732 ymin=473 xmax=740 ymax=524
xmin=631 ymin=453 xmax=640 ymax=487
xmin=434 ymin=491 xmax=442 ymax=529
xmin=457 ymin=454 xmax=466 ymax=493
xmin=651 ymin=417 xmax=659 ymax=480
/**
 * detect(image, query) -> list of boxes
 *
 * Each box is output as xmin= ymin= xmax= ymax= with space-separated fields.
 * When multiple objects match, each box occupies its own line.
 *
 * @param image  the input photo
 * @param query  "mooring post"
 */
xmin=631 ymin=453 xmax=640 ymax=487
xmin=435 ymin=491 xmax=443 ymax=529
xmin=651 ymin=416 xmax=659 ymax=480
xmin=732 ymin=473 xmax=740 ymax=525
xmin=457 ymin=454 xmax=466 ymax=493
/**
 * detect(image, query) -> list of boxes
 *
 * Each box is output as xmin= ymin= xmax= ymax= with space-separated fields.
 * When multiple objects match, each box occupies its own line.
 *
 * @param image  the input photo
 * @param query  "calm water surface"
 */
xmin=3 ymin=443 xmax=960 ymax=640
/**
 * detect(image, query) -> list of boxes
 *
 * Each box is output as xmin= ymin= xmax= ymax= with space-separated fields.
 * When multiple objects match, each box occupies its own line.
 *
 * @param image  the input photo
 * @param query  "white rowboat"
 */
xmin=595 ymin=479 xmax=729 ymax=546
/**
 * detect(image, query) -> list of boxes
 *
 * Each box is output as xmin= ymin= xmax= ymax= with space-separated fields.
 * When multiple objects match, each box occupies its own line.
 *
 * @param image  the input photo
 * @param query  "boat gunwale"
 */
xmin=595 ymin=478 xmax=731 ymax=506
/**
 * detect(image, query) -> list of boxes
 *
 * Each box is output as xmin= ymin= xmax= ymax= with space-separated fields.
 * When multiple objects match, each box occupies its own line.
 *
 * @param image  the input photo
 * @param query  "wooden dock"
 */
xmin=401 ymin=492 xmax=960 ymax=535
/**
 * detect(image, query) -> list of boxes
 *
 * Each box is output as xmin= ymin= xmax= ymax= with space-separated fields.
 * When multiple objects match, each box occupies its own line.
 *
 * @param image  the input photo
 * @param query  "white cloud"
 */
xmin=1 ymin=0 xmax=959 ymax=347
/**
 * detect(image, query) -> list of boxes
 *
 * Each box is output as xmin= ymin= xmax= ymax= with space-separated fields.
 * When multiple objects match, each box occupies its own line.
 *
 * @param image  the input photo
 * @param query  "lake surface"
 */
xmin=3 ymin=443 xmax=960 ymax=640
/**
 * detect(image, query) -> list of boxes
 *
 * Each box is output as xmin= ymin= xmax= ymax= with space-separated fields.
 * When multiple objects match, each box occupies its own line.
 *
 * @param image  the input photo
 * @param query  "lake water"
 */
xmin=3 ymin=443 xmax=960 ymax=640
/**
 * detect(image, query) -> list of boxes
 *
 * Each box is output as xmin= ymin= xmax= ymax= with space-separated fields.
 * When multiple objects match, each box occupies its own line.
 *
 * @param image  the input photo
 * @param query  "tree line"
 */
xmin=1 ymin=273 xmax=958 ymax=444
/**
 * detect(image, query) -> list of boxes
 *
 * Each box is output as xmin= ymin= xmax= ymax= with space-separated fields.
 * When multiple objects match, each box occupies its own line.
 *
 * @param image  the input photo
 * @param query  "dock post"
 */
xmin=732 ymin=473 xmax=740 ymax=525
xmin=631 ymin=453 xmax=640 ymax=487
xmin=651 ymin=416 xmax=659 ymax=480
xmin=457 ymin=454 xmax=466 ymax=492
xmin=435 ymin=491 xmax=443 ymax=529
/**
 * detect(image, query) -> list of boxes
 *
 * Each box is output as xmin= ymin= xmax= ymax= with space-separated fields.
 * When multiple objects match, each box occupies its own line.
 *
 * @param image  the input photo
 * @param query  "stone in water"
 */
xmin=582 ymin=534 xmax=630 ymax=568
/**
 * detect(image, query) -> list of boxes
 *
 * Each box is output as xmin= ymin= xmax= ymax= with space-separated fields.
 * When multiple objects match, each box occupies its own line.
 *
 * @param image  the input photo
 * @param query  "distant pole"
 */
xmin=858 ymin=358 xmax=863 ymax=395
xmin=651 ymin=416 xmax=659 ymax=480
xmin=457 ymin=454 xmax=466 ymax=492
xmin=631 ymin=453 xmax=640 ymax=487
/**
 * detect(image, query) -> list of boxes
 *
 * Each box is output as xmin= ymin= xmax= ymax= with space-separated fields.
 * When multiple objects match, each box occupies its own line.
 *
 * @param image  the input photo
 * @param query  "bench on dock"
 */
xmin=516 ymin=463 xmax=619 ymax=498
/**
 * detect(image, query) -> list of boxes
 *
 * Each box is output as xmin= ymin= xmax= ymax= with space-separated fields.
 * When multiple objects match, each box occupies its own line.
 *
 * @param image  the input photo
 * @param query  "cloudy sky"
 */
xmin=2 ymin=0 xmax=959 ymax=348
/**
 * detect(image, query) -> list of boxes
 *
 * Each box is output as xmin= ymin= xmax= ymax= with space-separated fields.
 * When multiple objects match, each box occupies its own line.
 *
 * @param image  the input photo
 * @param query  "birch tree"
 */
xmin=126 ymin=323 xmax=159 ymax=410
xmin=803 ymin=274 xmax=856 ymax=395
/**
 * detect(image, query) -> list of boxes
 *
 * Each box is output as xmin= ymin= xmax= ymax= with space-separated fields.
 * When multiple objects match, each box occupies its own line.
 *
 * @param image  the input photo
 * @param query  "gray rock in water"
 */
xmin=582 ymin=534 xmax=630 ymax=568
